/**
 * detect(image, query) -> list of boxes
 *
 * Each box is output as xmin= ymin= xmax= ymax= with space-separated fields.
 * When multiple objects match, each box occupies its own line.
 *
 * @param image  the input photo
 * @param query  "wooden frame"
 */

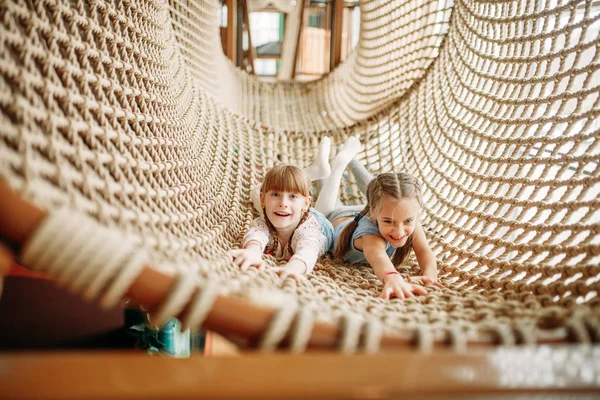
xmin=242 ymin=0 xmax=256 ymax=74
xmin=330 ymin=0 xmax=344 ymax=70
xmin=277 ymin=0 xmax=305 ymax=80
xmin=224 ymin=0 xmax=237 ymax=62
xmin=1 ymin=348 xmax=598 ymax=399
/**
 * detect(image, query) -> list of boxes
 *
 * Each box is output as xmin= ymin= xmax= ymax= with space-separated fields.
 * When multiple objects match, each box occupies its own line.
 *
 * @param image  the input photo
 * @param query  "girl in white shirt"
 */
xmin=229 ymin=137 xmax=362 ymax=281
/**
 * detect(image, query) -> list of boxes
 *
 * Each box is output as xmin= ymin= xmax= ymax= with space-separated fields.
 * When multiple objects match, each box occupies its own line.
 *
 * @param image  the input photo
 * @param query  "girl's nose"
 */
xmin=279 ymin=197 xmax=290 ymax=207
xmin=396 ymin=224 xmax=405 ymax=236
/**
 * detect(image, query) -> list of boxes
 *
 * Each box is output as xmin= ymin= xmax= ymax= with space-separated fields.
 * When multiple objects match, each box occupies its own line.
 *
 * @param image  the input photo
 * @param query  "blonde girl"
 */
xmin=322 ymin=160 xmax=441 ymax=300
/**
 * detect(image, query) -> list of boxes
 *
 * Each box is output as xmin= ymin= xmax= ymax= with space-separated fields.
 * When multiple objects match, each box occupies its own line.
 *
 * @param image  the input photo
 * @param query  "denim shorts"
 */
xmin=309 ymin=208 xmax=335 ymax=253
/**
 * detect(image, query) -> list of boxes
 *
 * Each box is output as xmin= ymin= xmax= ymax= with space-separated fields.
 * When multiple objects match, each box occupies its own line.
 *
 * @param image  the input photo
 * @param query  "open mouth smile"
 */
xmin=389 ymin=235 xmax=407 ymax=242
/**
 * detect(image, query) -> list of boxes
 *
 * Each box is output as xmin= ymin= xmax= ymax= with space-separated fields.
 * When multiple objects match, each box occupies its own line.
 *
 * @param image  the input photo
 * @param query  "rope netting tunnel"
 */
xmin=0 ymin=0 xmax=599 ymax=351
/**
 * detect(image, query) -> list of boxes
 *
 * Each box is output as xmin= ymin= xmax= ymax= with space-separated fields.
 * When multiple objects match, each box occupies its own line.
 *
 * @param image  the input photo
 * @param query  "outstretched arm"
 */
xmin=229 ymin=218 xmax=269 ymax=270
xmin=229 ymin=242 xmax=265 ymax=271
xmin=272 ymin=218 xmax=325 ymax=282
xmin=409 ymin=224 xmax=442 ymax=288
xmin=270 ymin=258 xmax=308 ymax=283
xmin=361 ymin=234 xmax=427 ymax=300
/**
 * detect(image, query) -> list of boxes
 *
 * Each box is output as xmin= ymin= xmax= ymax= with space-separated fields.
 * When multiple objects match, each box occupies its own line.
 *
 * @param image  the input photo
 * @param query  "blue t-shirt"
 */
xmin=333 ymin=216 xmax=396 ymax=264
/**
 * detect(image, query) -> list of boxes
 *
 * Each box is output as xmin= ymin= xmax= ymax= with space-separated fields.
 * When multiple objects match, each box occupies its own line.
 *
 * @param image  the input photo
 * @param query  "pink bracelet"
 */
xmin=383 ymin=270 xmax=400 ymax=283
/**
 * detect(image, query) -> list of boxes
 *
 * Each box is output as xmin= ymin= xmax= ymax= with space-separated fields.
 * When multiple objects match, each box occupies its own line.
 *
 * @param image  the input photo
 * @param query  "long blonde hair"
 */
xmin=261 ymin=165 xmax=312 ymax=254
xmin=334 ymin=172 xmax=423 ymax=267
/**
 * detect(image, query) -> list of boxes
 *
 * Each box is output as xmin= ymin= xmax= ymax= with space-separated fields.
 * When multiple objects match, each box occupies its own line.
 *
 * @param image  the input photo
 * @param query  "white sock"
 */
xmin=304 ymin=136 xmax=332 ymax=181
xmin=314 ymin=178 xmax=343 ymax=209
xmin=333 ymin=137 xmax=362 ymax=167
xmin=314 ymin=137 xmax=362 ymax=215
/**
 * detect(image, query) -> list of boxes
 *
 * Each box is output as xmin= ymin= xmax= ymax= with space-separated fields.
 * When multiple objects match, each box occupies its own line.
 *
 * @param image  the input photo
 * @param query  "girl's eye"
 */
xmin=271 ymin=192 xmax=279 ymax=197
xmin=383 ymin=220 xmax=391 ymax=224
xmin=405 ymin=218 xmax=414 ymax=224
xmin=290 ymin=194 xmax=298 ymax=199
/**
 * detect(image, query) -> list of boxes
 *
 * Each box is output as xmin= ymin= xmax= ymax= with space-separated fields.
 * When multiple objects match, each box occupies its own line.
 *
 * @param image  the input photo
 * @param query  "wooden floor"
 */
xmin=1 ymin=345 xmax=598 ymax=399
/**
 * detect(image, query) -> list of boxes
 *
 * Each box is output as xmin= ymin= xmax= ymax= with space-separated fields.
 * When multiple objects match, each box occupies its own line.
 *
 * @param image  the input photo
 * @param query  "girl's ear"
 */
xmin=259 ymin=192 xmax=265 ymax=208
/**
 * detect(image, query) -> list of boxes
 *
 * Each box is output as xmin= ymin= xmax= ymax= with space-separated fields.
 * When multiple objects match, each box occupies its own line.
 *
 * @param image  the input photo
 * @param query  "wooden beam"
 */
xmin=331 ymin=0 xmax=344 ymax=70
xmin=1 ymin=348 xmax=597 ymax=399
xmin=225 ymin=0 xmax=237 ymax=62
xmin=277 ymin=1 xmax=305 ymax=80
xmin=242 ymin=0 xmax=255 ymax=74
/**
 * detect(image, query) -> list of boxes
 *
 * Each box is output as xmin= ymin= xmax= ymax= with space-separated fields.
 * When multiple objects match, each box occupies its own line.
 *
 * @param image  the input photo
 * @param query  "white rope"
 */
xmin=83 ymin=241 xmax=140 ymax=303
xmin=21 ymin=208 xmax=71 ymax=273
xmin=180 ymin=279 xmax=221 ymax=331
xmin=288 ymin=306 xmax=315 ymax=353
xmin=46 ymin=213 xmax=94 ymax=285
xmin=446 ymin=325 xmax=467 ymax=352
xmin=583 ymin=315 xmax=600 ymax=342
xmin=338 ymin=313 xmax=364 ymax=354
xmin=260 ymin=301 xmax=299 ymax=351
xmin=512 ymin=322 xmax=536 ymax=345
xmin=415 ymin=325 xmax=434 ymax=352
xmin=567 ymin=317 xmax=592 ymax=343
xmin=150 ymin=273 xmax=199 ymax=328
xmin=362 ymin=317 xmax=384 ymax=354
xmin=21 ymin=208 xmax=147 ymax=310
xmin=484 ymin=323 xmax=517 ymax=346
xmin=98 ymin=250 xmax=148 ymax=309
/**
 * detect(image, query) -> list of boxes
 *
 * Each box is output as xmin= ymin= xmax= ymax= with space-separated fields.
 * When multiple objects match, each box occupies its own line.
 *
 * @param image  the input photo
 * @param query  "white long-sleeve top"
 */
xmin=242 ymin=214 xmax=326 ymax=274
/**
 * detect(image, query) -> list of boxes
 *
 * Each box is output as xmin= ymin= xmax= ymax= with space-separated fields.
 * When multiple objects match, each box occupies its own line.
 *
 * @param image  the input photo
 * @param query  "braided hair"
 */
xmin=334 ymin=172 xmax=423 ymax=267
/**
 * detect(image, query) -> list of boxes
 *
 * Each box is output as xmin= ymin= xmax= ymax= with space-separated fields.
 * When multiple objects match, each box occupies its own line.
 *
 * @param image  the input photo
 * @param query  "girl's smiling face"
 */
xmin=261 ymin=190 xmax=310 ymax=232
xmin=371 ymin=195 xmax=421 ymax=247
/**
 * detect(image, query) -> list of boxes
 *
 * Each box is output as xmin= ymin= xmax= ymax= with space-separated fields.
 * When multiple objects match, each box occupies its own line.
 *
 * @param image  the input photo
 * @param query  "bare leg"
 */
xmin=314 ymin=137 xmax=362 ymax=216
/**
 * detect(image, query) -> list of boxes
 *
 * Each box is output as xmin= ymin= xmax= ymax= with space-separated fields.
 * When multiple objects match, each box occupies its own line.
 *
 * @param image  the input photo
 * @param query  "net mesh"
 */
xmin=0 ymin=0 xmax=599 ymax=346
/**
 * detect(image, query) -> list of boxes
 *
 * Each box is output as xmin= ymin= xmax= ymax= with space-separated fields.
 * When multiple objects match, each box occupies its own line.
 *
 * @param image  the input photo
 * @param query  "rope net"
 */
xmin=0 ymin=0 xmax=599 ymax=347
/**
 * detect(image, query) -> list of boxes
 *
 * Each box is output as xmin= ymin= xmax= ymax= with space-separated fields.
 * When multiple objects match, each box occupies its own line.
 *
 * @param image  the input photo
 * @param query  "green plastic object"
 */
xmin=125 ymin=307 xmax=194 ymax=357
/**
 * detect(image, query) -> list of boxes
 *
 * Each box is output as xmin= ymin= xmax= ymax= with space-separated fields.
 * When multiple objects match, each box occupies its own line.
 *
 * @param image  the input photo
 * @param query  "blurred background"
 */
xmin=219 ymin=0 xmax=361 ymax=80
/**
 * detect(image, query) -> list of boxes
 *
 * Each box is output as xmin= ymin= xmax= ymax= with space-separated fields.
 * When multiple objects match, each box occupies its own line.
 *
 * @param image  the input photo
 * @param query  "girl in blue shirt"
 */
xmin=318 ymin=159 xmax=441 ymax=300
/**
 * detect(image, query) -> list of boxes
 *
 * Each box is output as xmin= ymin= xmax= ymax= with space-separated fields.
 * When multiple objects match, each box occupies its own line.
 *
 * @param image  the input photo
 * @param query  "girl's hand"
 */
xmin=271 ymin=259 xmax=307 ymax=283
xmin=229 ymin=247 xmax=264 ymax=271
xmin=407 ymin=274 xmax=443 ymax=288
xmin=379 ymin=273 xmax=427 ymax=300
